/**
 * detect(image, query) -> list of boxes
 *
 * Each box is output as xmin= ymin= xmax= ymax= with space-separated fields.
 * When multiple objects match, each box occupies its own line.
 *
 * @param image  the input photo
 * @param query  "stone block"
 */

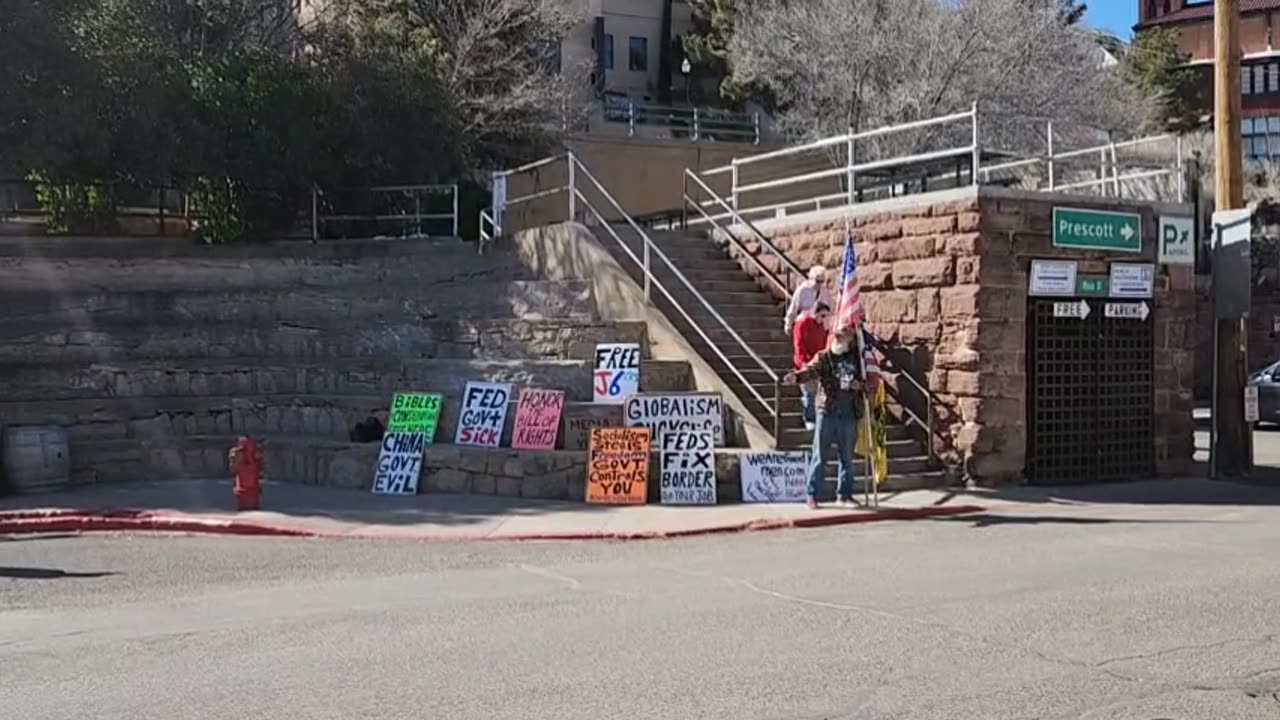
xmin=859 ymin=221 xmax=903 ymax=243
xmin=957 ymin=212 xmax=981 ymax=233
xmin=940 ymin=285 xmax=981 ymax=318
xmin=916 ymin=289 xmax=941 ymax=322
xmin=865 ymin=291 xmax=917 ymax=323
xmin=899 ymin=323 xmax=941 ymax=344
xmin=942 ymin=233 xmax=982 ymax=257
xmin=957 ymin=397 xmax=1022 ymax=424
xmin=859 ymin=263 xmax=893 ymax=290
xmin=877 ymin=236 xmax=936 ymax=262
xmin=903 ymin=216 xmax=956 ymax=237
xmin=424 ymin=468 xmax=470 ymax=494
xmin=470 ymin=473 xmax=496 ymax=495
xmin=892 ymin=257 xmax=954 ymax=289
xmin=495 ymin=476 xmax=522 ymax=497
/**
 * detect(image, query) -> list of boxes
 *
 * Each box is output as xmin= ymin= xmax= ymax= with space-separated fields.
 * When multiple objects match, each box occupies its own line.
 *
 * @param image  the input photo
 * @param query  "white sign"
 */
xmin=454 ymin=381 xmax=512 ymax=447
xmin=1109 ymin=263 xmax=1155 ymax=299
xmin=625 ymin=392 xmax=725 ymax=447
xmin=1245 ymin=385 xmax=1260 ymax=423
xmin=371 ymin=432 xmax=425 ymax=495
xmin=1029 ymin=259 xmax=1078 ymax=296
xmin=1158 ymin=216 xmax=1195 ymax=265
xmin=740 ymin=451 xmax=810 ymax=503
xmin=593 ymin=342 xmax=641 ymax=404
xmin=1214 ymin=208 xmax=1254 ymax=248
xmin=659 ymin=431 xmax=716 ymax=505
xmin=1054 ymin=300 xmax=1091 ymax=319
xmin=1105 ymin=301 xmax=1150 ymax=321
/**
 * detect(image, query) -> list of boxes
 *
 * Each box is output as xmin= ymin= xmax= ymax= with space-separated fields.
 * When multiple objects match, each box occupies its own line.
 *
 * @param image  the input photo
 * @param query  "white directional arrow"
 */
xmin=1120 ymin=224 xmax=1135 ymax=242
xmin=1054 ymin=300 xmax=1091 ymax=319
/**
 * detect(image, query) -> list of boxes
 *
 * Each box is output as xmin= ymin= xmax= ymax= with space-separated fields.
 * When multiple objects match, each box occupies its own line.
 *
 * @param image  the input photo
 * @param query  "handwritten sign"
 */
xmin=659 ymin=431 xmax=716 ymax=505
xmin=586 ymin=427 xmax=650 ymax=504
xmin=455 ymin=381 xmax=511 ymax=447
xmin=562 ymin=414 xmax=612 ymax=450
xmin=371 ymin=432 xmax=426 ymax=495
xmin=740 ymin=451 xmax=810 ymax=503
xmin=593 ymin=343 xmax=641 ymax=404
xmin=511 ymin=388 xmax=565 ymax=450
xmin=625 ymin=392 xmax=724 ymax=447
xmin=387 ymin=392 xmax=442 ymax=439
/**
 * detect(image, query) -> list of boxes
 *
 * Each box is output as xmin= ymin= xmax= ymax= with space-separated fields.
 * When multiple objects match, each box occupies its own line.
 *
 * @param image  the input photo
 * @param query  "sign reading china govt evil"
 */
xmin=371 ymin=431 xmax=426 ymax=495
xmin=624 ymin=392 xmax=724 ymax=447
xmin=1052 ymin=207 xmax=1142 ymax=253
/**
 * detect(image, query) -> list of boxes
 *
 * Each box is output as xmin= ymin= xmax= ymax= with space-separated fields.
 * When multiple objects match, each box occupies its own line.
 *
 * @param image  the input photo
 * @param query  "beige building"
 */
xmin=562 ymin=0 xmax=695 ymax=100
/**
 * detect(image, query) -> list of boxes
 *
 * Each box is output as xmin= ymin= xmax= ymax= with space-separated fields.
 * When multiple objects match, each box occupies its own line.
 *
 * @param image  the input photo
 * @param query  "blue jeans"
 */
xmin=800 ymin=385 xmax=816 ymax=425
xmin=807 ymin=407 xmax=858 ymax=500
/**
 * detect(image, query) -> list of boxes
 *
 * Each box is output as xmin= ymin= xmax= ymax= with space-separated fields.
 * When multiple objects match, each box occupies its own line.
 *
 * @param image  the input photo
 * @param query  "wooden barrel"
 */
xmin=2 ymin=425 xmax=70 ymax=493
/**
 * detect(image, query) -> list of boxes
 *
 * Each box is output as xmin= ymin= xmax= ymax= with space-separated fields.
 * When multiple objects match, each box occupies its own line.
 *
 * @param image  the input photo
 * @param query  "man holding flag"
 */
xmin=785 ymin=231 xmax=880 ymax=508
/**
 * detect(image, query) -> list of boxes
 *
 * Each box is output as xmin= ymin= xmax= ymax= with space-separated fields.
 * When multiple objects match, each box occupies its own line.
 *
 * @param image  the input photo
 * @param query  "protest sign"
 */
xmin=593 ymin=343 xmax=641 ymax=404
xmin=586 ymin=427 xmax=650 ymax=504
xmin=740 ymin=451 xmax=810 ymax=503
xmin=624 ymin=392 xmax=724 ymax=447
xmin=562 ymin=413 xmax=612 ymax=450
xmin=455 ymin=381 xmax=512 ymax=447
xmin=386 ymin=392 xmax=442 ymax=439
xmin=511 ymin=388 xmax=565 ymax=451
xmin=371 ymin=432 xmax=426 ymax=495
xmin=659 ymin=431 xmax=716 ymax=505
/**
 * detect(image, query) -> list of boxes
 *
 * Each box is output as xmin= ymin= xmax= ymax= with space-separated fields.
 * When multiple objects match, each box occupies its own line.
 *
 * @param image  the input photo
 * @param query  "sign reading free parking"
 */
xmin=1053 ymin=208 xmax=1142 ymax=253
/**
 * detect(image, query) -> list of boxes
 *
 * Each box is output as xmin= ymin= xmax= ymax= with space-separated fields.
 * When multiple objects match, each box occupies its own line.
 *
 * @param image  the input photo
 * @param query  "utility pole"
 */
xmin=1214 ymin=0 xmax=1252 ymax=477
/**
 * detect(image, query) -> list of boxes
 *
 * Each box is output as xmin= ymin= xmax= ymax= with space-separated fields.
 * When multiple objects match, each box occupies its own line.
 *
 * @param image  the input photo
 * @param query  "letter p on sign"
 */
xmin=1158 ymin=216 xmax=1194 ymax=266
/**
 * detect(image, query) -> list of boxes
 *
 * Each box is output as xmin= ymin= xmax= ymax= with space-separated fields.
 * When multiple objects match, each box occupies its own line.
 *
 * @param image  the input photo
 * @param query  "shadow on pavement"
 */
xmin=934 ymin=513 xmax=1217 ymax=529
xmin=0 ymin=566 xmax=117 ymax=579
xmin=930 ymin=476 xmax=1280 ymax=510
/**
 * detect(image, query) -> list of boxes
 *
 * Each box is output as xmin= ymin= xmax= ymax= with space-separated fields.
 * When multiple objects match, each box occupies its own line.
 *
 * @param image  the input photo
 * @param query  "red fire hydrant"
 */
xmin=228 ymin=437 xmax=263 ymax=511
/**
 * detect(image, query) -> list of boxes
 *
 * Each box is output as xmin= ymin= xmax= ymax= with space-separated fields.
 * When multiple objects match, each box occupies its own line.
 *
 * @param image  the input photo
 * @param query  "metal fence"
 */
xmin=0 ymin=179 xmax=197 ymax=236
xmin=599 ymin=97 xmax=762 ymax=145
xmin=312 ymin=184 xmax=459 ymax=241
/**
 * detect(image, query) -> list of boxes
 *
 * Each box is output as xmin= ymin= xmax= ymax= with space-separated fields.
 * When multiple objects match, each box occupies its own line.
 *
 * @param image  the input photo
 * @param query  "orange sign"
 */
xmin=586 ymin=427 xmax=651 ymax=505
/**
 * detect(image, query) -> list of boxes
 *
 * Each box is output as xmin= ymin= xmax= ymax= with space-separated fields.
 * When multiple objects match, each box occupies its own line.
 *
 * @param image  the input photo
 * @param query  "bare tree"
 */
xmin=729 ymin=0 xmax=1150 ymax=156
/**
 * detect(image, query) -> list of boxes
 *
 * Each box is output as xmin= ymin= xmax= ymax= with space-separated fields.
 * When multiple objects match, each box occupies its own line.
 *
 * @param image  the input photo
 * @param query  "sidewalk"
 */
xmin=0 ymin=479 xmax=984 ymax=541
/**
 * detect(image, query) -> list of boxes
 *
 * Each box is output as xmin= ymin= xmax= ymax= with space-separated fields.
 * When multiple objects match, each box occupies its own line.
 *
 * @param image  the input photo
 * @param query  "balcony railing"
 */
xmin=598 ymin=97 xmax=762 ymax=145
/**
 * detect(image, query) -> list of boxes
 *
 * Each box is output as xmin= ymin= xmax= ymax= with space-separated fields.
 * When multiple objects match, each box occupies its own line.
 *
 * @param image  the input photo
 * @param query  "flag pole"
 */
xmin=856 ymin=324 xmax=877 ymax=508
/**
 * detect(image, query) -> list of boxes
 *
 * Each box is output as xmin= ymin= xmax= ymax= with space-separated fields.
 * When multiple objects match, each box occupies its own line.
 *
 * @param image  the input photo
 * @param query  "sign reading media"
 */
xmin=1053 ymin=207 xmax=1142 ymax=253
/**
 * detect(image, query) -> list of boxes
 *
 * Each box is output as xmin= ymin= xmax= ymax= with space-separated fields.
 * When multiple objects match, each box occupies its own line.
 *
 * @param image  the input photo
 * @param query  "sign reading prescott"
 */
xmin=386 ymin=392 xmax=443 ymax=438
xmin=454 ymin=381 xmax=511 ymax=447
xmin=740 ymin=451 xmax=810 ymax=503
xmin=593 ymin=343 xmax=641 ymax=404
xmin=1053 ymin=207 xmax=1142 ymax=253
xmin=624 ymin=392 xmax=724 ymax=447
xmin=511 ymin=388 xmax=565 ymax=451
xmin=586 ymin=427 xmax=651 ymax=505
xmin=659 ymin=431 xmax=716 ymax=505
xmin=371 ymin=432 xmax=426 ymax=495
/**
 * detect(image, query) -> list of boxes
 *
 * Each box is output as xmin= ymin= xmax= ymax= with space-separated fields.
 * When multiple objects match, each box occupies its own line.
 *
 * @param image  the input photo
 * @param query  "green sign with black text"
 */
xmin=387 ymin=392 xmax=442 ymax=440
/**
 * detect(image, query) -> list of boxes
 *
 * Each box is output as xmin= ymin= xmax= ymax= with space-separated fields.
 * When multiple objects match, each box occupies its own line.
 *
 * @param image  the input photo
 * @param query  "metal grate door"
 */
xmin=1027 ymin=298 xmax=1154 ymax=484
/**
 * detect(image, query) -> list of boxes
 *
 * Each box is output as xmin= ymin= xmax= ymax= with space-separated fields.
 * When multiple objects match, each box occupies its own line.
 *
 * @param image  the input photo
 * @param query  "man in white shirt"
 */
xmin=784 ymin=265 xmax=833 ymax=334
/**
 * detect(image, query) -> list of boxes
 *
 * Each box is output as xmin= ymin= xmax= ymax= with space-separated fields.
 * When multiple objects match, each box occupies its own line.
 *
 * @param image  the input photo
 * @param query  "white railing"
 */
xmin=599 ymin=98 xmax=762 ymax=145
xmin=680 ymin=106 xmax=1187 ymax=229
xmin=312 ymin=184 xmax=459 ymax=241
xmin=491 ymin=153 xmax=784 ymax=440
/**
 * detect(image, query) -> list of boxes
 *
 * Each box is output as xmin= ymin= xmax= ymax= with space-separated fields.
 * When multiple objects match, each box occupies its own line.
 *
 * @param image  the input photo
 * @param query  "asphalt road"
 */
xmin=4 ymin=481 xmax=1280 ymax=720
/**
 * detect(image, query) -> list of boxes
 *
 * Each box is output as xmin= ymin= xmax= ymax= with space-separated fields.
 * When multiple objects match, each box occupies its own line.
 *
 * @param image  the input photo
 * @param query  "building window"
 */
xmin=603 ymin=34 xmax=615 ymax=70
xmin=1242 ymin=117 xmax=1280 ymax=160
xmin=1255 ymin=65 xmax=1267 ymax=94
xmin=1244 ymin=66 xmax=1252 ymax=95
xmin=628 ymin=36 xmax=648 ymax=72
xmin=1270 ymin=63 xmax=1280 ymax=93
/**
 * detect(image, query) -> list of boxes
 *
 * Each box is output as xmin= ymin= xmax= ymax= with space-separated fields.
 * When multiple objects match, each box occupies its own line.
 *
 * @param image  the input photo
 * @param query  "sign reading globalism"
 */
xmin=1052 ymin=207 xmax=1142 ymax=253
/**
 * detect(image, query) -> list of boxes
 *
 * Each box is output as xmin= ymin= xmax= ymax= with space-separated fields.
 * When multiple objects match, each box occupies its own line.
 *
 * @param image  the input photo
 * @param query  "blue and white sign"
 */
xmin=593 ymin=343 xmax=640 ymax=405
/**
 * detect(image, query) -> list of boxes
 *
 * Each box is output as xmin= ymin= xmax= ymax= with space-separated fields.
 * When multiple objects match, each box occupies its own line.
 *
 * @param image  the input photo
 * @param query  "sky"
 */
xmin=1086 ymin=3 xmax=1139 ymax=39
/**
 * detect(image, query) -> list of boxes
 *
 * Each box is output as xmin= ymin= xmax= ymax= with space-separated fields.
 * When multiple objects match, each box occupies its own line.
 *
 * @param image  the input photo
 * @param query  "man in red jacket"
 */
xmin=792 ymin=302 xmax=830 ymax=430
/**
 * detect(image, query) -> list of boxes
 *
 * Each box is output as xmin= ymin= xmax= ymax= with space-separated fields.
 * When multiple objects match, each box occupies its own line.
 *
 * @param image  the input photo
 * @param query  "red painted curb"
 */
xmin=0 ymin=504 xmax=984 ymax=541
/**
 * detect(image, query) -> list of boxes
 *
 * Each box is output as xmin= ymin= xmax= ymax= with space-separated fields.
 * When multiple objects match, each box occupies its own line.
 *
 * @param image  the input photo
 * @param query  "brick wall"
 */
xmin=726 ymin=187 xmax=1197 ymax=483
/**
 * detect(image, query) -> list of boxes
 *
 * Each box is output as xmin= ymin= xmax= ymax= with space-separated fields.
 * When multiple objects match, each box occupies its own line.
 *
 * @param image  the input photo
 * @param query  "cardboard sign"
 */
xmin=586 ymin=427 xmax=650 ymax=505
xmin=371 ymin=432 xmax=426 ymax=495
xmin=387 ymin=392 xmax=442 ymax=438
xmin=740 ymin=451 xmax=810 ymax=503
xmin=659 ymin=431 xmax=716 ymax=505
xmin=593 ymin=343 xmax=641 ymax=404
xmin=455 ymin=381 xmax=512 ymax=447
xmin=624 ymin=392 xmax=724 ymax=447
xmin=562 ymin=414 xmax=613 ymax=450
xmin=511 ymin=388 xmax=565 ymax=451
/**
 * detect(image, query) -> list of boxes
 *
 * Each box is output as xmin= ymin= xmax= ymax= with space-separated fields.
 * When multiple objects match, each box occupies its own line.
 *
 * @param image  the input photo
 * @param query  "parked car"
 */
xmin=1248 ymin=361 xmax=1280 ymax=426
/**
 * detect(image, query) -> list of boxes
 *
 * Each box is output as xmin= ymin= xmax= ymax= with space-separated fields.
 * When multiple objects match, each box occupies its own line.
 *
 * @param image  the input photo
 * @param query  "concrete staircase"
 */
xmin=598 ymin=224 xmax=944 ymax=490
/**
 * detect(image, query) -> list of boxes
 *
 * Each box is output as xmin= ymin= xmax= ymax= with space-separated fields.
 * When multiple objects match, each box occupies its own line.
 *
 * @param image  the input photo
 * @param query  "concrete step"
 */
xmin=0 ymin=357 xmax=694 ymax=402
xmin=0 ymin=244 xmax=529 ymax=292
xmin=0 ymin=318 xmax=648 ymax=365
xmin=0 ymin=236 xmax=478 ymax=259
xmin=61 ymin=435 xmax=948 ymax=496
xmin=0 ymin=280 xmax=598 ymax=337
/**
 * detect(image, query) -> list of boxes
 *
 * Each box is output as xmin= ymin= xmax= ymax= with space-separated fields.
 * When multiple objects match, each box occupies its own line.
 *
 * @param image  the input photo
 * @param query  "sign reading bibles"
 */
xmin=372 ymin=392 xmax=442 ymax=496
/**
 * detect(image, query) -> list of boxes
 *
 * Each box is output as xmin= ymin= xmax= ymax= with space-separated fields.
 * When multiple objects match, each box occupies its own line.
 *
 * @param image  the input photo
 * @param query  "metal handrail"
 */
xmin=312 ymin=183 xmax=460 ymax=240
xmin=478 ymin=208 xmax=495 ymax=255
xmin=491 ymin=153 xmax=784 ymax=437
xmin=682 ymin=168 xmax=803 ymax=299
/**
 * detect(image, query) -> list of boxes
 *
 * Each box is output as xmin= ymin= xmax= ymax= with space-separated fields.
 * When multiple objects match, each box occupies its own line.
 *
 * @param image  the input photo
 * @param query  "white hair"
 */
xmin=808 ymin=265 xmax=827 ymax=281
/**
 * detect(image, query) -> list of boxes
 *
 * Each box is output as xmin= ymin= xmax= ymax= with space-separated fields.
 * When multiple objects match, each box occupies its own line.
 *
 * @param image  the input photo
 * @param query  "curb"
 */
xmin=0 ymin=504 xmax=985 ymax=542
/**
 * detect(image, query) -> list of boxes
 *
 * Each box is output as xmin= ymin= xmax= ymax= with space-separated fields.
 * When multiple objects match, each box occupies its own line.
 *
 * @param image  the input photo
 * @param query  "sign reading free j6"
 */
xmin=1053 ymin=208 xmax=1142 ymax=253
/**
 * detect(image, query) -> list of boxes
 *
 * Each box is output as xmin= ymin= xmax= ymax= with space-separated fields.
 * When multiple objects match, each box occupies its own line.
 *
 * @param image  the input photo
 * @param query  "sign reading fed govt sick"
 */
xmin=1053 ymin=207 xmax=1142 ymax=253
xmin=454 ymin=381 xmax=511 ymax=447
xmin=593 ymin=343 xmax=641 ymax=404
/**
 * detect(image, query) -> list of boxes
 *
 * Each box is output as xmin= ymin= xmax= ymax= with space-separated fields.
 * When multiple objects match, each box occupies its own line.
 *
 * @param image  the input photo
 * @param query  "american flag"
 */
xmin=832 ymin=232 xmax=880 ymax=382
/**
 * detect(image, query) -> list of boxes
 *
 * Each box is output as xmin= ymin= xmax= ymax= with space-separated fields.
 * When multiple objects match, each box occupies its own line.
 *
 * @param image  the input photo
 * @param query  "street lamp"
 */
xmin=680 ymin=58 xmax=692 ymax=106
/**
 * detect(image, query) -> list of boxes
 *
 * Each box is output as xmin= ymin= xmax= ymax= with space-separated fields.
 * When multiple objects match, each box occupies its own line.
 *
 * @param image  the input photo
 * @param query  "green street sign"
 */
xmin=1053 ymin=207 xmax=1142 ymax=253
xmin=1076 ymin=274 xmax=1109 ymax=297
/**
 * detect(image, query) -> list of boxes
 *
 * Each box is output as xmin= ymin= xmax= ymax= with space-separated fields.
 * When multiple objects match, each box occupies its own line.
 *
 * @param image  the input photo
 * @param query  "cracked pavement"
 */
xmin=2 ymin=479 xmax=1280 ymax=719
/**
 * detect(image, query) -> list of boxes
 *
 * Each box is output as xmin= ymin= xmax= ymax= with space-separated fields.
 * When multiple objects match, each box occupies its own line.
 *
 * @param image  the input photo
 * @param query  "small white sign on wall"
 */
xmin=1158 ymin=216 xmax=1195 ymax=265
xmin=1029 ymin=259 xmax=1078 ymax=297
